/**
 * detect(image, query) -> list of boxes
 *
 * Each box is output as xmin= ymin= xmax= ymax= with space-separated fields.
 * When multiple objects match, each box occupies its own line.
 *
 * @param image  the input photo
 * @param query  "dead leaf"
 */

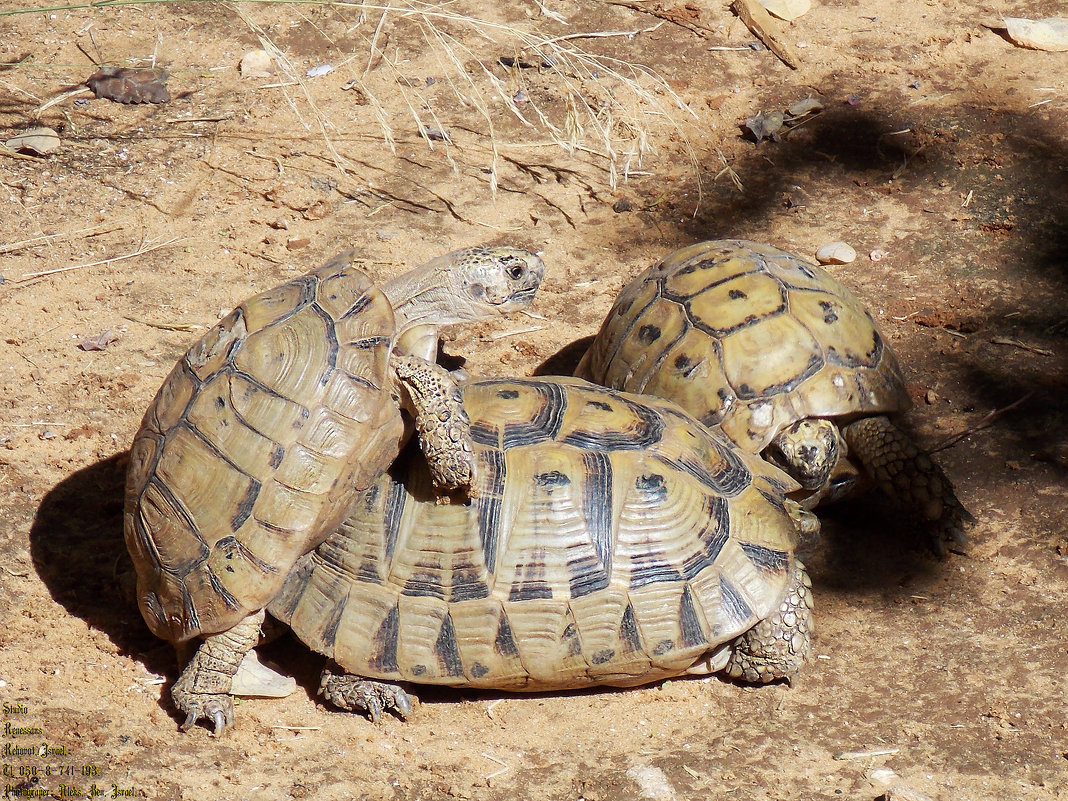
xmin=5 ymin=126 xmax=60 ymax=156
xmin=1003 ymin=17 xmax=1068 ymax=51
xmin=78 ymin=330 xmax=119 ymax=351
xmin=87 ymin=67 xmax=171 ymax=104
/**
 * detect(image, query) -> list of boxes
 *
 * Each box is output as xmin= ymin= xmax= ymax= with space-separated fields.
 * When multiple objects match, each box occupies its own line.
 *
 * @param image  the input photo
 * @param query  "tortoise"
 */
xmin=267 ymin=376 xmax=817 ymax=720
xmin=575 ymin=239 xmax=970 ymax=551
xmin=124 ymin=245 xmax=544 ymax=734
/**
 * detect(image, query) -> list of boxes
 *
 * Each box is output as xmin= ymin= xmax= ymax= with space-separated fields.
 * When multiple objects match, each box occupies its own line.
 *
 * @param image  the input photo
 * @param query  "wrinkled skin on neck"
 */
xmin=383 ymin=245 xmax=544 ymax=359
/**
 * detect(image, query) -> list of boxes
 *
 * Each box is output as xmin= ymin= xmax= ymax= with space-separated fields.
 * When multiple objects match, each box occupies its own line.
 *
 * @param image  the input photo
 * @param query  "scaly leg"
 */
xmin=842 ymin=415 xmax=972 ymax=554
xmin=391 ymin=353 xmax=475 ymax=497
xmin=171 ymin=609 xmax=265 ymax=736
xmin=723 ymin=560 xmax=813 ymax=685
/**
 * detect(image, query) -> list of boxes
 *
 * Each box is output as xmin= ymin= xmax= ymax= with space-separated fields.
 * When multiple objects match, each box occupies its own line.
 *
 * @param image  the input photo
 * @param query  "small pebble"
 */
xmin=815 ymin=242 xmax=857 ymax=265
xmin=869 ymin=248 xmax=890 ymax=262
xmin=306 ymin=64 xmax=333 ymax=78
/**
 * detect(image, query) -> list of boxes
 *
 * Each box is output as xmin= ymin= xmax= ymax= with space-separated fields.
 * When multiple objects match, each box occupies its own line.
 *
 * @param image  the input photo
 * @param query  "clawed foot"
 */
xmin=319 ymin=664 xmax=413 ymax=722
xmin=172 ymin=679 xmax=234 ymax=736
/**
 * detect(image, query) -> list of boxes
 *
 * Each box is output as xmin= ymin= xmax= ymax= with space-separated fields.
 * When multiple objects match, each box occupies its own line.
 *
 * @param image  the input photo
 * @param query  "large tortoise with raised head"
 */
xmin=125 ymin=245 xmax=544 ymax=734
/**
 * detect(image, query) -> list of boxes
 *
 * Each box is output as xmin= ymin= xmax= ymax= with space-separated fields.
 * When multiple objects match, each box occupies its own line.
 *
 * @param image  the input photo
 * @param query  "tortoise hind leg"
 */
xmin=723 ymin=561 xmax=813 ymax=685
xmin=319 ymin=662 xmax=413 ymax=722
xmin=391 ymin=354 xmax=475 ymax=497
xmin=171 ymin=609 xmax=265 ymax=736
xmin=841 ymin=415 xmax=972 ymax=555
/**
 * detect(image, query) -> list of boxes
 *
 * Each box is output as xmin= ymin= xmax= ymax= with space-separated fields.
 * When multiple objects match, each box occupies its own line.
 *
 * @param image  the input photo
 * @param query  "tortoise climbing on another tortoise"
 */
xmin=268 ymin=376 xmax=817 ymax=721
xmin=124 ymin=245 xmax=544 ymax=734
xmin=575 ymin=239 xmax=970 ymax=551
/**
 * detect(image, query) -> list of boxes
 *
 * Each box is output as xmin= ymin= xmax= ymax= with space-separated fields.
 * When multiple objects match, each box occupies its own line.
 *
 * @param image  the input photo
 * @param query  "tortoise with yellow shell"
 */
xmin=576 ymin=239 xmax=970 ymax=551
xmin=269 ymin=377 xmax=817 ymax=720
xmin=124 ymin=245 xmax=544 ymax=734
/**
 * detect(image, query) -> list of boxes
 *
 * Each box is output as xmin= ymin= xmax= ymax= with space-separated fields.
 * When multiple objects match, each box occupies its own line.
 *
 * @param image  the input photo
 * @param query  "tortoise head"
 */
xmin=384 ymin=245 xmax=544 ymax=330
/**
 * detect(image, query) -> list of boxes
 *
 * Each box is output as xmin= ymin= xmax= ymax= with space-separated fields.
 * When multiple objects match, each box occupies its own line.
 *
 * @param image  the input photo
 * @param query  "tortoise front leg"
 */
xmin=319 ymin=662 xmax=414 ymax=722
xmin=841 ymin=415 xmax=972 ymax=554
xmin=391 ymin=354 xmax=475 ymax=497
xmin=171 ymin=609 xmax=264 ymax=736
xmin=723 ymin=560 xmax=813 ymax=685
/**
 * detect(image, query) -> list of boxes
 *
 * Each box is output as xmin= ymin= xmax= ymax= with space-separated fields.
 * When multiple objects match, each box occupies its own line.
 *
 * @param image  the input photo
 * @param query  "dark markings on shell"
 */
xmin=719 ymin=575 xmax=753 ymax=626
xmin=637 ymin=324 xmax=662 ymax=344
xmin=679 ymin=585 xmax=707 ymax=648
xmin=471 ymin=661 xmax=490 ymax=679
xmin=594 ymin=282 xmax=665 ymax=371
xmin=628 ymin=544 xmax=683 ymax=590
xmin=205 ymin=565 xmax=240 ymax=611
xmin=633 ymin=472 xmax=667 ymax=500
xmin=673 ymin=354 xmax=692 ymax=371
xmin=319 ymin=592 xmax=348 ymax=649
xmin=678 ymin=497 xmax=730 ymax=580
xmin=592 ymin=648 xmax=615 ymax=665
xmin=410 ymin=664 xmax=426 ymax=676
xmin=665 ymin=258 xmax=761 ymax=295
xmin=435 ymin=613 xmax=464 ymax=677
xmin=562 ymin=622 xmax=582 ymax=657
xmin=496 ymin=389 xmax=520 ymax=399
xmin=308 ymin=302 xmax=341 ymax=382
xmin=653 ymin=639 xmax=675 ymax=656
xmin=181 ymin=584 xmax=201 ymax=633
xmin=653 ymin=447 xmax=751 ymax=498
xmin=739 ymin=542 xmax=790 ymax=574
xmin=269 ymin=553 xmax=312 ymax=620
xmin=229 ymin=479 xmax=261 ymax=532
xmin=733 ymin=352 xmax=825 ymax=401
xmin=587 ymin=400 xmax=613 ymax=412
xmin=346 ymin=334 xmax=391 ymax=350
xmin=338 ymin=290 xmax=374 ymax=321
xmin=560 ymin=396 xmax=665 ymax=452
xmin=370 ymin=603 xmax=400 ymax=673
xmin=568 ymin=450 xmax=613 ymax=598
xmin=448 ymin=568 xmax=490 ymax=602
xmin=475 ymin=449 xmax=506 ymax=574
xmin=619 ymin=604 xmax=642 ymax=653
xmin=382 ymin=474 xmax=408 ymax=565
xmin=501 ymin=381 xmax=567 ymax=449
xmin=677 ymin=283 xmax=789 ymax=339
xmin=469 ymin=421 xmax=499 ymax=447
xmin=141 ymin=477 xmax=207 ymax=572
xmin=268 ymin=444 xmax=285 ymax=469
xmin=729 ymin=288 xmax=747 ymax=300
xmin=494 ymin=611 xmax=520 ymax=659
xmin=508 ymin=548 xmax=553 ymax=601
xmin=535 ymin=470 xmax=571 ymax=491
xmin=214 ymin=535 xmax=278 ymax=576
xmin=818 ymin=300 xmax=839 ymax=324
xmin=826 ymin=326 xmax=883 ymax=369
xmin=403 ymin=570 xmax=446 ymax=600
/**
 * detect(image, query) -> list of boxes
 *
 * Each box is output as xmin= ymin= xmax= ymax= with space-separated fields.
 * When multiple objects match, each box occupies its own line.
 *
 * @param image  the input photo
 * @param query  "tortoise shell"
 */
xmin=269 ymin=377 xmax=805 ymax=690
xmin=124 ymin=252 xmax=406 ymax=644
xmin=575 ymin=240 xmax=910 ymax=454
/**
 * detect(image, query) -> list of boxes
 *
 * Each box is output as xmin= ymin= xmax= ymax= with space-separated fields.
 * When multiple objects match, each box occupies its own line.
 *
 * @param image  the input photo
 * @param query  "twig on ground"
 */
xmin=928 ymin=392 xmax=1034 ymax=454
xmin=18 ymin=237 xmax=182 ymax=282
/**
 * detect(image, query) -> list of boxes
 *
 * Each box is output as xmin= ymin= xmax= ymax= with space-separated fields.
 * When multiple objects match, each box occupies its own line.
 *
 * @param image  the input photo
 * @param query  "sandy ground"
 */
xmin=1 ymin=1 xmax=1066 ymax=799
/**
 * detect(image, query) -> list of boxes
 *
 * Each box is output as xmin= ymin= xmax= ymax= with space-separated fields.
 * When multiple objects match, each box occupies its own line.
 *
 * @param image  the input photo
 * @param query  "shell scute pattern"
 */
xmin=578 ymin=239 xmax=908 ymax=452
xmin=271 ymin=377 xmax=802 ymax=691
xmin=125 ymin=253 xmax=406 ymax=644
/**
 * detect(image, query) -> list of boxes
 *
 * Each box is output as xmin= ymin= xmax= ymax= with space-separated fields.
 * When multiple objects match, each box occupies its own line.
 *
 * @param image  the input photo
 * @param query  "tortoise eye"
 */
xmin=505 ymin=260 xmax=525 ymax=280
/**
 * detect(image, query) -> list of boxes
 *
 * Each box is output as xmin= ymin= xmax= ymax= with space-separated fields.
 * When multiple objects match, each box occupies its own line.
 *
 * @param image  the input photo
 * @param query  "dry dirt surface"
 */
xmin=1 ymin=1 xmax=1066 ymax=799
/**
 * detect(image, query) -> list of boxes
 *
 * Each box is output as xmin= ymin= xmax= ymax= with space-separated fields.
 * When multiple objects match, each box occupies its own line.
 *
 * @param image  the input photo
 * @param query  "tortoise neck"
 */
xmin=382 ymin=259 xmax=475 ymax=330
